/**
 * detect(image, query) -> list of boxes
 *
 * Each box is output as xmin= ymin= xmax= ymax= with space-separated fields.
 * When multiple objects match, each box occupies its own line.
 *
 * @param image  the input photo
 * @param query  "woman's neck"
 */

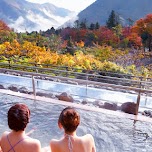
xmin=64 ymin=131 xmax=77 ymax=137
xmin=11 ymin=130 xmax=25 ymax=137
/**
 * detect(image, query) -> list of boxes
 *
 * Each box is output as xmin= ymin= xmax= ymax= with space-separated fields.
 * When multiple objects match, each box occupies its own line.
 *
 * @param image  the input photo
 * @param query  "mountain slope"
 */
xmin=0 ymin=0 xmax=75 ymax=32
xmin=78 ymin=0 xmax=152 ymax=26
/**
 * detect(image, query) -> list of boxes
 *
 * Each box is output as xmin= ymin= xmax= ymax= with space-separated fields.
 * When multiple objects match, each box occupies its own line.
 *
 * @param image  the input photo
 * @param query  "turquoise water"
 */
xmin=0 ymin=93 xmax=152 ymax=152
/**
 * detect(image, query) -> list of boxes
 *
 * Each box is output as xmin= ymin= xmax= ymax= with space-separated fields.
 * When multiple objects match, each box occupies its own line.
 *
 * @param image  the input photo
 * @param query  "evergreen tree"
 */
xmin=89 ymin=23 xmax=95 ymax=30
xmin=106 ymin=10 xmax=119 ymax=29
xmin=80 ymin=19 xmax=87 ymax=29
xmin=95 ymin=22 xmax=100 ymax=29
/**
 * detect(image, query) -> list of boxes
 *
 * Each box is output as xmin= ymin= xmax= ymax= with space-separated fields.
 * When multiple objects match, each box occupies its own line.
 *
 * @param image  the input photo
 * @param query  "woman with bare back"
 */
xmin=50 ymin=106 xmax=96 ymax=152
xmin=0 ymin=103 xmax=42 ymax=152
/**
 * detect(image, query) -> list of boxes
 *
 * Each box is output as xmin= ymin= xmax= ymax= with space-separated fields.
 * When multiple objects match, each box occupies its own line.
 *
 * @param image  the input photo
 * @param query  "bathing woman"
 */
xmin=0 ymin=103 xmax=42 ymax=152
xmin=50 ymin=107 xmax=96 ymax=152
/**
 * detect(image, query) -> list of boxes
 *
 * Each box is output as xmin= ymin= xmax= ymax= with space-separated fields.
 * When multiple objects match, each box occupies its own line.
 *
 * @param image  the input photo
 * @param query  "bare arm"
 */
xmin=89 ymin=134 xmax=96 ymax=152
xmin=29 ymin=139 xmax=42 ymax=152
xmin=0 ymin=147 xmax=2 ymax=152
xmin=50 ymin=140 xmax=58 ymax=152
xmin=36 ymin=140 xmax=42 ymax=152
xmin=0 ymin=138 xmax=3 ymax=152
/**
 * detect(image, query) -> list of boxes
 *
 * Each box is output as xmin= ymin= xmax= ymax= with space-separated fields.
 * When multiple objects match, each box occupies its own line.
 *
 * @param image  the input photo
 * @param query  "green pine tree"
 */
xmin=106 ymin=10 xmax=119 ymax=29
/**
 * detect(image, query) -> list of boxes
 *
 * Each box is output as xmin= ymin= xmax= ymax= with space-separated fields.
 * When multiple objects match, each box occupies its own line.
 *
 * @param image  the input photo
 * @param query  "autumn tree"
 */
xmin=0 ymin=20 xmax=10 ymax=31
xmin=85 ymin=32 xmax=98 ymax=46
xmin=0 ymin=20 xmax=17 ymax=43
xmin=65 ymin=36 xmax=75 ymax=55
xmin=127 ymin=32 xmax=142 ymax=48
xmin=95 ymin=27 xmax=119 ymax=46
xmin=132 ymin=14 xmax=152 ymax=51
xmin=46 ymin=34 xmax=62 ymax=52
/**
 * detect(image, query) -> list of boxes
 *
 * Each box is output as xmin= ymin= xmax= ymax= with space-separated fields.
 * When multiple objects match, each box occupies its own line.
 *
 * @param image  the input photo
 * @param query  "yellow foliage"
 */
xmin=75 ymin=40 xmax=85 ymax=47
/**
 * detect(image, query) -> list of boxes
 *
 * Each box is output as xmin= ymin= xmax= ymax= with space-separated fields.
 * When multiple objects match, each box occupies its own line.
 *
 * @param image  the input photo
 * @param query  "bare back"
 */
xmin=50 ymin=134 xmax=96 ymax=152
xmin=0 ymin=131 xmax=41 ymax=152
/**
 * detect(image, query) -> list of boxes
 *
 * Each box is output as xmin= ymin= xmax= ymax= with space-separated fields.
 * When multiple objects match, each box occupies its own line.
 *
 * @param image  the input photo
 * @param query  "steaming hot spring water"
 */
xmin=0 ymin=74 xmax=152 ymax=151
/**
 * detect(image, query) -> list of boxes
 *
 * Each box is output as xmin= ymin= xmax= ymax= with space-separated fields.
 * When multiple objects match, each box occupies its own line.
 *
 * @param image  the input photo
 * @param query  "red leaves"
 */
xmin=0 ymin=20 xmax=10 ymax=31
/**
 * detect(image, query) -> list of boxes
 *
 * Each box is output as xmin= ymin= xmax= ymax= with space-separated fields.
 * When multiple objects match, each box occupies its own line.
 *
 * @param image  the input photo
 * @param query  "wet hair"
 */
xmin=58 ymin=107 xmax=80 ymax=133
xmin=8 ymin=103 xmax=30 ymax=132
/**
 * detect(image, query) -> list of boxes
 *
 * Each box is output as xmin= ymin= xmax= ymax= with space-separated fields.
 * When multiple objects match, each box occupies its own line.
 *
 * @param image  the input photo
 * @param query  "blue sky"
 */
xmin=26 ymin=0 xmax=96 ymax=12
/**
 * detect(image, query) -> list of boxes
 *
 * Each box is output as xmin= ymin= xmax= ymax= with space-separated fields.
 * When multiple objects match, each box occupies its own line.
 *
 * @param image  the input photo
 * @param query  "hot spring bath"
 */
xmin=0 ymin=92 xmax=152 ymax=152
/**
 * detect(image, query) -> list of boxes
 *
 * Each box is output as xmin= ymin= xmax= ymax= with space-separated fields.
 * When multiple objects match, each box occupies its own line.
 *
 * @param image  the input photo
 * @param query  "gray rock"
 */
xmin=121 ymin=102 xmax=137 ymax=115
xmin=56 ymin=92 xmax=74 ymax=102
xmin=101 ymin=102 xmax=118 ymax=111
xmin=82 ymin=99 xmax=88 ymax=105
xmin=143 ymin=110 xmax=152 ymax=117
xmin=36 ymin=91 xmax=53 ymax=98
xmin=18 ymin=87 xmax=29 ymax=94
xmin=93 ymin=100 xmax=104 ymax=107
xmin=0 ymin=84 xmax=5 ymax=89
xmin=8 ymin=85 xmax=18 ymax=92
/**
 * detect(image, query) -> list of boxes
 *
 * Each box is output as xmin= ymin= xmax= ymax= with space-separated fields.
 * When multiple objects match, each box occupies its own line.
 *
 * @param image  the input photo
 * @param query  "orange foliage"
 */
xmin=2 ymin=40 xmax=21 ymax=57
xmin=0 ymin=20 xmax=10 ymax=31
xmin=95 ymin=27 xmax=119 ymax=45
xmin=75 ymin=40 xmax=84 ymax=47
xmin=132 ymin=14 xmax=152 ymax=35
xmin=127 ymin=32 xmax=142 ymax=47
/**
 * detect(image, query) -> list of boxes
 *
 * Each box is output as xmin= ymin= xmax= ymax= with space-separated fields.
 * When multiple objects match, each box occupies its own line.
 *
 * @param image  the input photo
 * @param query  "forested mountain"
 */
xmin=1 ymin=0 xmax=152 ymax=32
xmin=0 ymin=0 xmax=75 ymax=32
xmin=78 ymin=0 xmax=152 ymax=26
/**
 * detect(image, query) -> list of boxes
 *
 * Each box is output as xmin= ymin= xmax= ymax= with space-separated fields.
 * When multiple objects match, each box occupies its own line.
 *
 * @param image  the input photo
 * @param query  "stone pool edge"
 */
xmin=0 ymin=88 xmax=151 ymax=123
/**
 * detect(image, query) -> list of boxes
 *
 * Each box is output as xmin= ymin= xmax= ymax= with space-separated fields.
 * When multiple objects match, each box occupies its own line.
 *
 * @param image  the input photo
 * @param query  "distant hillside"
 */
xmin=78 ymin=0 xmax=152 ymax=26
xmin=0 ymin=0 xmax=76 ymax=32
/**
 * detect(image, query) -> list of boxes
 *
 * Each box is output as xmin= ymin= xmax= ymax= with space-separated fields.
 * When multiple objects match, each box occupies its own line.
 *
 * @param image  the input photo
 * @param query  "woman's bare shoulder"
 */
xmin=79 ymin=134 xmax=95 ymax=144
xmin=50 ymin=138 xmax=60 ymax=145
xmin=23 ymin=137 xmax=41 ymax=152
xmin=2 ymin=131 xmax=9 ymax=135
xmin=81 ymin=134 xmax=96 ymax=151
xmin=1 ymin=131 xmax=9 ymax=140
xmin=25 ymin=136 xmax=41 ymax=144
xmin=81 ymin=134 xmax=94 ymax=139
xmin=50 ymin=139 xmax=61 ymax=152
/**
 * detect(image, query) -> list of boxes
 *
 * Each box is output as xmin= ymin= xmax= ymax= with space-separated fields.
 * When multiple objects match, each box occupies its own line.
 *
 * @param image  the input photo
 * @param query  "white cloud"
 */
xmin=8 ymin=8 xmax=78 ymax=32
xmin=9 ymin=16 xmax=26 ymax=32
xmin=9 ymin=0 xmax=96 ymax=32
xmin=26 ymin=0 xmax=96 ymax=12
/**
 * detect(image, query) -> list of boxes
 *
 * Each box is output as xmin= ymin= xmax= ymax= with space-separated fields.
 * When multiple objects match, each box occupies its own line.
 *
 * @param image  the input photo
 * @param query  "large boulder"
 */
xmin=36 ymin=91 xmax=53 ymax=98
xmin=8 ymin=85 xmax=18 ymax=92
xmin=18 ymin=87 xmax=29 ymax=94
xmin=82 ymin=99 xmax=88 ymax=105
xmin=121 ymin=102 xmax=137 ymax=115
xmin=56 ymin=92 xmax=74 ymax=102
xmin=93 ymin=100 xmax=104 ymax=107
xmin=0 ymin=84 xmax=5 ymax=89
xmin=101 ymin=102 xmax=118 ymax=111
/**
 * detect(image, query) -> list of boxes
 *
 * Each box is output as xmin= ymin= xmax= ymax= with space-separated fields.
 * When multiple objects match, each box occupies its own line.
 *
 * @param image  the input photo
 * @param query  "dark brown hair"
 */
xmin=8 ymin=103 xmax=30 ymax=132
xmin=58 ymin=107 xmax=80 ymax=133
